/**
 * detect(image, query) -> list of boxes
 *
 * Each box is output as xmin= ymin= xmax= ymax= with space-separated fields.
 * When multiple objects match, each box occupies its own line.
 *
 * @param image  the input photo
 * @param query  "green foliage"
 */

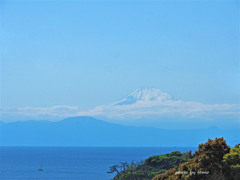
xmin=153 ymin=137 xmax=234 ymax=180
xmin=222 ymin=144 xmax=240 ymax=180
xmin=113 ymin=151 xmax=188 ymax=180
xmin=145 ymin=151 xmax=187 ymax=170
xmin=223 ymin=145 xmax=240 ymax=166
xmin=193 ymin=137 xmax=230 ymax=169
xmin=111 ymin=138 xmax=239 ymax=180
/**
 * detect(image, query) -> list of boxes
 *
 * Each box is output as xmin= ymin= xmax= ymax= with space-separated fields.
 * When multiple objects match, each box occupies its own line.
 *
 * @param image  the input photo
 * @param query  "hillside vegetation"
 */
xmin=112 ymin=137 xmax=240 ymax=180
xmin=112 ymin=151 xmax=190 ymax=180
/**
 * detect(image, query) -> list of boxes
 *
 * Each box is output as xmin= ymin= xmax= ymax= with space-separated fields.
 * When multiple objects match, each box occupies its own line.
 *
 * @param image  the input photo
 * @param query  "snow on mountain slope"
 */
xmin=114 ymin=88 xmax=171 ymax=106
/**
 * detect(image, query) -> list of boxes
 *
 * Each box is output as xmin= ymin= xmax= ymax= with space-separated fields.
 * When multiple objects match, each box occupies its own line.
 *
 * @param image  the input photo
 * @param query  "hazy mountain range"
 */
xmin=1 ymin=88 xmax=239 ymax=129
xmin=1 ymin=116 xmax=239 ymax=147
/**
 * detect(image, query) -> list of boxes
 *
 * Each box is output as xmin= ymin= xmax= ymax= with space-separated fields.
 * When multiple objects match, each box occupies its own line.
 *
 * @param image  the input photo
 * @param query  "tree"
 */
xmin=193 ymin=137 xmax=230 ymax=172
xmin=184 ymin=150 xmax=193 ymax=160
xmin=112 ymin=151 xmax=187 ymax=180
xmin=222 ymin=144 xmax=240 ymax=180
xmin=107 ymin=165 xmax=120 ymax=175
xmin=153 ymin=137 xmax=231 ymax=180
xmin=119 ymin=161 xmax=129 ymax=171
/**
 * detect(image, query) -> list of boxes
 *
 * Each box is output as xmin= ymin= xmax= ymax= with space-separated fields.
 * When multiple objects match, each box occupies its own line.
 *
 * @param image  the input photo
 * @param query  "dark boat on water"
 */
xmin=38 ymin=165 xmax=43 ymax=171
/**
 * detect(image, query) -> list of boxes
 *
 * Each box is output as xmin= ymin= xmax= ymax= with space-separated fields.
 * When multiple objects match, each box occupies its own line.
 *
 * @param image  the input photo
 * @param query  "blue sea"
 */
xmin=0 ymin=147 xmax=196 ymax=180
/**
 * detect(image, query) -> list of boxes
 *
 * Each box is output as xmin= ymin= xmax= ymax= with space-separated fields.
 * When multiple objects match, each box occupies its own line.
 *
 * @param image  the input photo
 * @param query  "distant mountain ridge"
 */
xmin=1 ymin=88 xmax=239 ymax=130
xmin=0 ymin=116 xmax=239 ymax=147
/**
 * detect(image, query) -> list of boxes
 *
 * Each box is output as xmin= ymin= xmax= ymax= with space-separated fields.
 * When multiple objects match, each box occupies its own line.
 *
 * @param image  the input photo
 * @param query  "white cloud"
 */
xmin=75 ymin=101 xmax=239 ymax=120
xmin=1 ymin=105 xmax=80 ymax=120
xmin=1 ymin=88 xmax=239 ymax=121
xmin=75 ymin=88 xmax=239 ymax=120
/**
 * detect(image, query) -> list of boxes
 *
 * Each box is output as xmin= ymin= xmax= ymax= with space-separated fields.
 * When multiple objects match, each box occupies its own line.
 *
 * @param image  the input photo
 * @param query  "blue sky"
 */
xmin=0 ymin=0 xmax=239 ymax=124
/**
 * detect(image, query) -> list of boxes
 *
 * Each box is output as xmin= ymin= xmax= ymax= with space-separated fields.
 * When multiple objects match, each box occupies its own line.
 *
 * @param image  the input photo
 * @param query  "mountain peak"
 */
xmin=115 ymin=88 xmax=171 ymax=105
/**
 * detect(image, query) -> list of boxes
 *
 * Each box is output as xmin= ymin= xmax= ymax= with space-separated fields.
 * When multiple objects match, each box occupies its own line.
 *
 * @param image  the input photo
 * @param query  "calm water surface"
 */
xmin=0 ymin=147 xmax=196 ymax=180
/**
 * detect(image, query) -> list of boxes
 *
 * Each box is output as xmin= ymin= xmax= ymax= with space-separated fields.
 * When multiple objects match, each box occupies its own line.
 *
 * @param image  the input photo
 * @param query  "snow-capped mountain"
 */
xmin=2 ymin=88 xmax=238 ymax=129
xmin=114 ymin=88 xmax=171 ymax=105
